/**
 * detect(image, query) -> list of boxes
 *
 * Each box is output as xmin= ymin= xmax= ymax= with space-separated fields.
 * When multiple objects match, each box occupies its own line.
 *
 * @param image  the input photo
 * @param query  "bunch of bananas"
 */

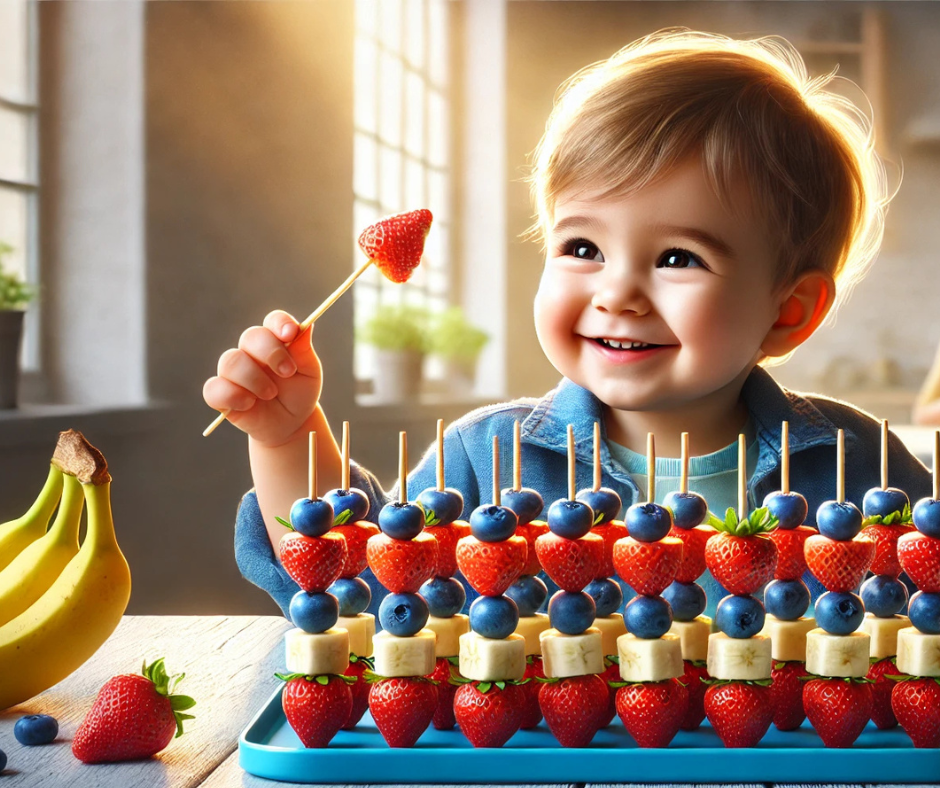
xmin=0 ymin=430 xmax=131 ymax=710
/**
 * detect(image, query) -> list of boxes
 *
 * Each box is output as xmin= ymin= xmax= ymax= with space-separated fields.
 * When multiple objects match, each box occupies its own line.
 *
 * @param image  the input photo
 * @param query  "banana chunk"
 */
xmin=859 ymin=613 xmax=910 ymax=660
xmin=592 ymin=614 xmax=627 ymax=656
xmin=459 ymin=631 xmax=526 ymax=681
xmin=336 ymin=613 xmax=376 ymax=658
xmin=617 ymin=633 xmax=684 ymax=682
xmin=707 ymin=633 xmax=772 ymax=681
xmin=285 ymin=628 xmax=350 ymax=676
xmin=424 ymin=614 xmax=469 ymax=657
xmin=896 ymin=627 xmax=940 ymax=677
xmin=541 ymin=628 xmax=604 ymax=678
xmin=805 ymin=629 xmax=870 ymax=678
xmin=372 ymin=629 xmax=437 ymax=677
xmin=760 ymin=615 xmax=816 ymax=662
xmin=513 ymin=613 xmax=551 ymax=656
xmin=669 ymin=617 xmax=711 ymax=662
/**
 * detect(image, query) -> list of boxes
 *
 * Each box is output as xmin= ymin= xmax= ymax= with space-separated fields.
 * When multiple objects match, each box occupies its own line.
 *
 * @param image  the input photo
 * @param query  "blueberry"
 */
xmin=663 ymin=491 xmax=708 ymax=529
xmin=624 ymin=595 xmax=672 ymax=639
xmin=763 ymin=491 xmax=808 ymax=530
xmin=716 ymin=594 xmax=766 ymax=638
xmin=13 ymin=714 xmax=58 ymax=746
xmin=913 ymin=497 xmax=940 ymax=538
xmin=289 ymin=590 xmax=339 ymax=633
xmin=547 ymin=499 xmax=594 ymax=539
xmin=585 ymin=577 xmax=624 ymax=618
xmin=469 ymin=594 xmax=519 ymax=639
xmin=501 ymin=487 xmax=545 ymax=525
xmin=322 ymin=487 xmax=370 ymax=523
xmin=909 ymin=591 xmax=940 ymax=635
xmin=548 ymin=590 xmax=596 ymax=635
xmin=662 ymin=580 xmax=707 ymax=622
xmin=505 ymin=574 xmax=548 ymax=616
xmin=815 ymin=500 xmax=863 ymax=542
xmin=328 ymin=577 xmax=372 ymax=617
xmin=764 ymin=579 xmax=811 ymax=621
xmin=0 ymin=748 xmax=5 ymax=773
xmin=576 ymin=487 xmax=622 ymax=526
xmin=469 ymin=504 xmax=518 ymax=542
xmin=863 ymin=487 xmax=910 ymax=520
xmin=379 ymin=592 xmax=430 ymax=637
xmin=289 ymin=497 xmax=335 ymax=537
xmin=860 ymin=575 xmax=909 ymax=618
xmin=815 ymin=591 xmax=865 ymax=635
xmin=625 ymin=502 xmax=673 ymax=543
xmin=378 ymin=501 xmax=426 ymax=540
xmin=420 ymin=575 xmax=467 ymax=618
xmin=417 ymin=487 xmax=465 ymax=526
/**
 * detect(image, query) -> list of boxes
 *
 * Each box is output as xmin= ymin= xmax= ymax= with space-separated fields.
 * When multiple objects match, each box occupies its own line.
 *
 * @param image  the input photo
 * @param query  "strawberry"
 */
xmin=771 ymin=660 xmax=808 ymax=730
xmin=342 ymin=654 xmax=373 ymax=730
xmin=280 ymin=673 xmax=353 ymax=748
xmin=679 ymin=660 xmax=710 ymax=731
xmin=429 ymin=656 xmax=459 ymax=730
xmin=516 ymin=520 xmax=550 ymax=576
xmin=703 ymin=508 xmax=778 ymax=596
xmin=535 ymin=532 xmax=603 ymax=592
xmin=519 ymin=655 xmax=546 ymax=729
xmin=704 ymin=680 xmax=774 ymax=747
xmin=454 ymin=681 xmax=524 ymax=747
xmin=615 ymin=679 xmax=688 ymax=748
xmin=367 ymin=531 xmax=438 ymax=594
xmin=612 ymin=536 xmax=683 ymax=596
xmin=279 ymin=531 xmax=348 ymax=593
xmin=804 ymin=534 xmax=875 ymax=593
xmin=862 ymin=522 xmax=915 ymax=578
xmin=72 ymin=658 xmax=195 ymax=763
xmin=456 ymin=535 xmax=527 ymax=596
xmin=868 ymin=656 xmax=903 ymax=729
xmin=357 ymin=208 xmax=433 ymax=283
xmin=668 ymin=525 xmax=714 ymax=584
xmin=590 ymin=520 xmax=629 ymax=579
xmin=426 ymin=521 xmax=470 ymax=578
xmin=769 ymin=525 xmax=816 ymax=581
xmin=539 ymin=674 xmax=609 ymax=747
xmin=599 ymin=657 xmax=621 ymax=728
xmin=803 ymin=677 xmax=873 ymax=748
xmin=368 ymin=676 xmax=438 ymax=747
xmin=333 ymin=522 xmax=380 ymax=579
xmin=891 ymin=676 xmax=940 ymax=748
xmin=897 ymin=531 xmax=940 ymax=592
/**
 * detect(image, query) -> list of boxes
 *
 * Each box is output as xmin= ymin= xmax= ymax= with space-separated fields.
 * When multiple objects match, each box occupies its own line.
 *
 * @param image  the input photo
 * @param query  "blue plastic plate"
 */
xmin=239 ymin=686 xmax=940 ymax=784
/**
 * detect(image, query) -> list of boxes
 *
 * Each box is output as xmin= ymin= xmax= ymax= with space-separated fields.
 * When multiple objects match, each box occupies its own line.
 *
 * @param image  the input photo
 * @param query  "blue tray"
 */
xmin=239 ymin=685 xmax=940 ymax=784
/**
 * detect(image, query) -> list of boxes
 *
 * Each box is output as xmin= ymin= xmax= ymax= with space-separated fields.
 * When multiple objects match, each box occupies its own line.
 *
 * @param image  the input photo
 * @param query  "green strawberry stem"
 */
xmin=143 ymin=658 xmax=196 ymax=737
xmin=702 ymin=677 xmax=773 ymax=687
xmin=862 ymin=503 xmax=913 ymax=526
xmin=275 ymin=671 xmax=357 ymax=685
xmin=706 ymin=506 xmax=778 ymax=536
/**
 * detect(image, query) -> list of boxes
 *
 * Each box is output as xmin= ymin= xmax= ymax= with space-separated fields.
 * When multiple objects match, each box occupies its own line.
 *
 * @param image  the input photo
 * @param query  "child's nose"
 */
xmin=590 ymin=270 xmax=652 ymax=315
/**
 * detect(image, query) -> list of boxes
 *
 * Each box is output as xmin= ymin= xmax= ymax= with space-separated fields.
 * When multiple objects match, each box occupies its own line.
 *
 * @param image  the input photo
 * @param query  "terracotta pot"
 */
xmin=0 ymin=310 xmax=24 ymax=409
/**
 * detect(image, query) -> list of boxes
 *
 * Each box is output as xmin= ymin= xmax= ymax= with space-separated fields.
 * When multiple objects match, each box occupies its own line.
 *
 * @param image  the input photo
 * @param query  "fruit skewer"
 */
xmin=454 ymin=436 xmax=528 ymax=747
xmin=612 ymin=433 xmax=688 ymax=748
xmin=859 ymin=419 xmax=913 ymax=729
xmin=803 ymin=429 xmax=875 ymax=748
xmin=366 ymin=432 xmax=440 ymax=748
xmin=760 ymin=421 xmax=816 ymax=731
xmin=663 ymin=432 xmax=715 ymax=732
xmin=703 ymin=435 xmax=778 ymax=748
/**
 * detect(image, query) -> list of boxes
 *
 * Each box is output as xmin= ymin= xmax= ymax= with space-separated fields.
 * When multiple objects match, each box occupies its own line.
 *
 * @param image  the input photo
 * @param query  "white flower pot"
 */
xmin=373 ymin=349 xmax=424 ymax=403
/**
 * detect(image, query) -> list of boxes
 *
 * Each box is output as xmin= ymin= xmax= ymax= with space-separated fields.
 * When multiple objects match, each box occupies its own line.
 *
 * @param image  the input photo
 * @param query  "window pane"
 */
xmin=404 ymin=156 xmax=424 ymax=209
xmin=427 ymin=89 xmax=447 ymax=168
xmin=0 ymin=106 xmax=30 ymax=183
xmin=404 ymin=70 xmax=424 ymax=158
xmin=353 ymin=132 xmax=378 ymax=202
xmin=355 ymin=0 xmax=378 ymax=38
xmin=378 ymin=145 xmax=402 ymax=212
xmin=354 ymin=37 xmax=378 ymax=134
xmin=0 ymin=187 xmax=28 ymax=279
xmin=0 ymin=0 xmax=30 ymax=103
xmin=428 ymin=168 xmax=448 ymax=222
xmin=404 ymin=0 xmax=425 ymax=69
xmin=427 ymin=0 xmax=448 ymax=87
xmin=379 ymin=0 xmax=403 ymax=54
xmin=378 ymin=50 xmax=402 ymax=147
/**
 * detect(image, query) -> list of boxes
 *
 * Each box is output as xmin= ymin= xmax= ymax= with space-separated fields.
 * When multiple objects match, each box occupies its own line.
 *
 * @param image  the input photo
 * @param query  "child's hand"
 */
xmin=203 ymin=310 xmax=322 ymax=447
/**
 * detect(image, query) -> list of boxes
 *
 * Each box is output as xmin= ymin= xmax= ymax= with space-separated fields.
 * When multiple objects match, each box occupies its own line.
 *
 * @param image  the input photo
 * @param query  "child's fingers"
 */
xmin=217 ymin=347 xmax=279 ymax=400
xmin=203 ymin=374 xmax=258 ymax=413
xmin=238 ymin=325 xmax=299 ymax=379
xmin=262 ymin=310 xmax=302 ymax=343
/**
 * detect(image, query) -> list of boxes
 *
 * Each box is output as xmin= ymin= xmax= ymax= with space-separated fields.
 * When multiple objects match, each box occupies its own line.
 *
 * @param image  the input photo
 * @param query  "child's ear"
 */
xmin=761 ymin=269 xmax=835 ymax=357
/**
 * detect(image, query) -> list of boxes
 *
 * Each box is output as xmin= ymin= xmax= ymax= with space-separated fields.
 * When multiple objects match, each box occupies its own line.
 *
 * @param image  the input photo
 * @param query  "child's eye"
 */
xmin=563 ymin=239 xmax=604 ymax=262
xmin=657 ymin=249 xmax=704 ymax=269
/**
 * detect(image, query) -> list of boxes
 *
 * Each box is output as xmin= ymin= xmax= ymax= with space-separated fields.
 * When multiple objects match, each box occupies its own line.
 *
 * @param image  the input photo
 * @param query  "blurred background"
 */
xmin=1 ymin=0 xmax=939 ymax=614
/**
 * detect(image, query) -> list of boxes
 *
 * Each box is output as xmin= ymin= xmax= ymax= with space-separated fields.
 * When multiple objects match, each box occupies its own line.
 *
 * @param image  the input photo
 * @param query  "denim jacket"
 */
xmin=235 ymin=366 xmax=931 ymax=618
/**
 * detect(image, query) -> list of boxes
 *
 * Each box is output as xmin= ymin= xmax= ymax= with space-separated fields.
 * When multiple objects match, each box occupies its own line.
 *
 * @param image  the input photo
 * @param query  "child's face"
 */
xmin=534 ymin=156 xmax=783 ymax=414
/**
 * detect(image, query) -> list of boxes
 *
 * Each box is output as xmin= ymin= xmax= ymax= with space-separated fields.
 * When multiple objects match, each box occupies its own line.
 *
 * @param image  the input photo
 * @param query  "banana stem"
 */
xmin=81 ymin=481 xmax=123 ymax=556
xmin=46 ymin=475 xmax=84 ymax=550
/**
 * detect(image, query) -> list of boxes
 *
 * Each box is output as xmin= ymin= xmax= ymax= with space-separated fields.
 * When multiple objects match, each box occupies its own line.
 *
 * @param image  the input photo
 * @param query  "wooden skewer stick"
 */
xmin=837 ymin=429 xmax=845 ymax=504
xmin=436 ymin=418 xmax=445 ymax=491
xmin=737 ymin=434 xmax=747 ymax=520
xmin=881 ymin=419 xmax=889 ymax=490
xmin=513 ymin=420 xmax=522 ymax=492
xmin=493 ymin=436 xmax=501 ymax=506
xmin=934 ymin=431 xmax=940 ymax=501
xmin=647 ymin=432 xmax=655 ymax=504
xmin=680 ymin=432 xmax=690 ymax=495
xmin=399 ymin=431 xmax=408 ymax=504
xmin=203 ymin=258 xmax=376 ymax=437
xmin=308 ymin=431 xmax=317 ymax=501
xmin=341 ymin=421 xmax=350 ymax=491
xmin=568 ymin=424 xmax=576 ymax=501
xmin=781 ymin=421 xmax=790 ymax=495
xmin=593 ymin=421 xmax=602 ymax=492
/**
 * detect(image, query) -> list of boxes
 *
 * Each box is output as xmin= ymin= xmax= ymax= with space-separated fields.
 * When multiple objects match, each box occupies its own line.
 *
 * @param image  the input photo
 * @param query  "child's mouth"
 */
xmin=589 ymin=336 xmax=670 ymax=363
xmin=593 ymin=338 xmax=663 ymax=351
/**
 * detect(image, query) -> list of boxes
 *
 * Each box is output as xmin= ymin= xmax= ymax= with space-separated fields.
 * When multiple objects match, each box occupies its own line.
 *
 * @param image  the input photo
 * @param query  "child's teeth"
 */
xmin=602 ymin=339 xmax=650 ymax=350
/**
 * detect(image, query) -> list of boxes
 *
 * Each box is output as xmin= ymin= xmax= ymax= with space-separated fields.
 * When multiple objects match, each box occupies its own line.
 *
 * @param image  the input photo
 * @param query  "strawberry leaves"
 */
xmin=863 ymin=503 xmax=913 ymax=526
xmin=142 ymin=658 xmax=195 ymax=738
xmin=707 ymin=506 xmax=778 ymax=536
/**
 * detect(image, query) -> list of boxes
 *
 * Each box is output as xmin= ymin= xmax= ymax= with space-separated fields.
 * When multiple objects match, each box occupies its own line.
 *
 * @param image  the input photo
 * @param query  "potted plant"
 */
xmin=0 ymin=242 xmax=36 ymax=409
xmin=427 ymin=307 xmax=489 ymax=394
xmin=356 ymin=304 xmax=429 ymax=402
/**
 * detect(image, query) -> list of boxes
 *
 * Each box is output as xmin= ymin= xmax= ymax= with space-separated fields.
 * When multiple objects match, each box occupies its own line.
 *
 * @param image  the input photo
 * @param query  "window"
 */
xmin=352 ymin=0 xmax=451 ymax=385
xmin=0 ymin=0 xmax=38 ymax=369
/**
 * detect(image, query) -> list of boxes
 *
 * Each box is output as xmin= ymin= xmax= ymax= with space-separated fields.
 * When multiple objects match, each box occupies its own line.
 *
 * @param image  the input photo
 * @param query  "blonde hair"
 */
xmin=529 ymin=29 xmax=892 ymax=316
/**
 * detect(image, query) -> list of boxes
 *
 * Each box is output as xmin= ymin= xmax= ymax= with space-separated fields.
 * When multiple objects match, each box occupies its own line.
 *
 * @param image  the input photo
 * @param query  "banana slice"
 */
xmin=336 ymin=613 xmax=376 ymax=658
xmin=896 ymin=627 xmax=940 ymax=677
xmin=859 ymin=613 xmax=910 ymax=660
xmin=592 ymin=614 xmax=627 ymax=656
xmin=707 ymin=633 xmax=772 ymax=681
xmin=669 ymin=616 xmax=711 ymax=662
xmin=459 ymin=631 xmax=526 ymax=681
xmin=760 ymin=615 xmax=816 ymax=662
xmin=617 ymin=633 xmax=684 ymax=682
xmin=285 ymin=627 xmax=350 ymax=676
xmin=805 ymin=629 xmax=870 ymax=678
xmin=540 ymin=627 xmax=604 ymax=678
xmin=373 ymin=629 xmax=437 ymax=677
xmin=513 ymin=613 xmax=551 ymax=656
xmin=424 ymin=614 xmax=469 ymax=657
